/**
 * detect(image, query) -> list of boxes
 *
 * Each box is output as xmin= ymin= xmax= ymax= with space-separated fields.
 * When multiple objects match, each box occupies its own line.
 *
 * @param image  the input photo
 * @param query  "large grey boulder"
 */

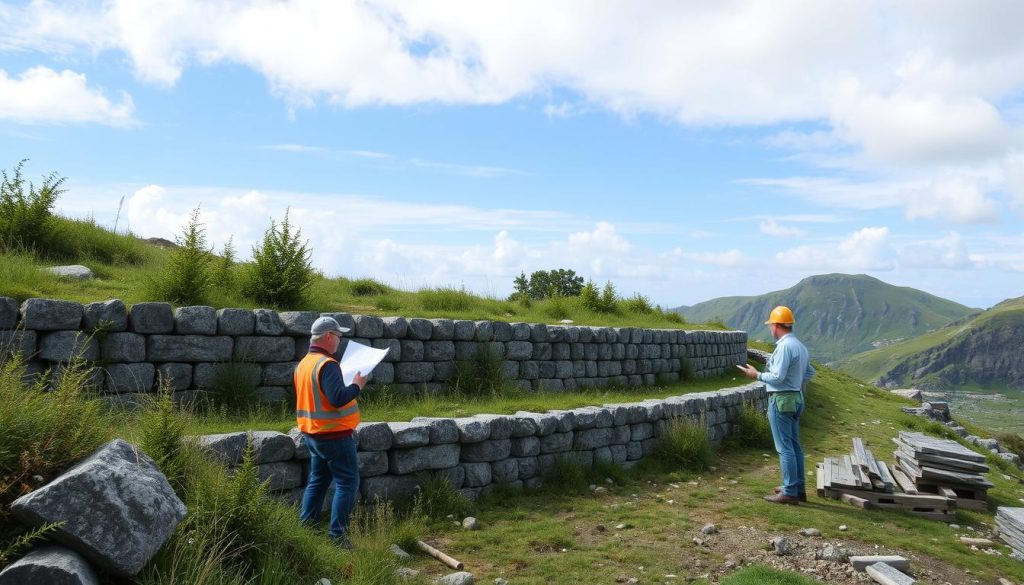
xmin=0 ymin=296 xmax=18 ymax=328
xmin=44 ymin=265 xmax=93 ymax=280
xmin=381 ymin=316 xmax=408 ymax=338
xmin=10 ymin=439 xmax=186 ymax=577
xmin=388 ymin=422 xmax=431 ymax=448
xmin=174 ymin=306 xmax=217 ymax=335
xmin=82 ymin=299 xmax=127 ymax=332
xmin=410 ymin=417 xmax=461 ymax=444
xmin=355 ymin=422 xmax=394 ymax=451
xmin=257 ymin=461 xmax=303 ymax=491
xmin=0 ymin=545 xmax=98 ymax=585
xmin=20 ymin=299 xmax=82 ymax=331
xmin=354 ymin=315 xmax=384 ymax=338
xmin=128 ymin=302 xmax=174 ymax=334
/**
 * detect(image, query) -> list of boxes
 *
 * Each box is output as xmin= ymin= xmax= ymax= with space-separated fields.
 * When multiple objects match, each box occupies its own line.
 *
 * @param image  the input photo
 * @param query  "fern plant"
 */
xmin=0 ymin=160 xmax=65 ymax=253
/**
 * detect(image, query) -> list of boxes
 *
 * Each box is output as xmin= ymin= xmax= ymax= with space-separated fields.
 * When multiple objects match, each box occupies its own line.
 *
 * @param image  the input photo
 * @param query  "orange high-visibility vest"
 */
xmin=293 ymin=352 xmax=360 ymax=434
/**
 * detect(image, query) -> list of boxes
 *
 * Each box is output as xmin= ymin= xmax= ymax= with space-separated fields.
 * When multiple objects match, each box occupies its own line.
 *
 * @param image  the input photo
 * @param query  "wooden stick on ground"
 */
xmin=417 ymin=540 xmax=464 ymax=570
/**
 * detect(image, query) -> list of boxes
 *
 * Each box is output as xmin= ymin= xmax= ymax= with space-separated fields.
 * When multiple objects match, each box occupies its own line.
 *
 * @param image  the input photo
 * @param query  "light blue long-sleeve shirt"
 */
xmin=758 ymin=332 xmax=815 ymax=393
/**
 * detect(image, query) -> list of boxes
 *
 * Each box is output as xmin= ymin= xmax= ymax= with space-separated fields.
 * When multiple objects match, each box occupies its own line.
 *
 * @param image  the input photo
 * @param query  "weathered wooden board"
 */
xmin=918 ymin=464 xmax=992 ymax=487
xmin=875 ymin=460 xmax=896 ymax=492
xmin=897 ymin=432 xmax=986 ymax=462
xmin=891 ymin=467 xmax=918 ymax=494
xmin=866 ymin=562 xmax=916 ymax=585
xmin=841 ymin=493 xmax=874 ymax=509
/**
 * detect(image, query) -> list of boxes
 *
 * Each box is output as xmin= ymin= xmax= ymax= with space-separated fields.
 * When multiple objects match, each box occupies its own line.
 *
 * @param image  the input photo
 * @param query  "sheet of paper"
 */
xmin=339 ymin=341 xmax=389 ymax=386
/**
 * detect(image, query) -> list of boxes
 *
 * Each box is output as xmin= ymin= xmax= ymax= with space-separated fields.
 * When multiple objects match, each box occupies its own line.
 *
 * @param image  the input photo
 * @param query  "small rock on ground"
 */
xmin=798 ymin=528 xmax=821 ymax=537
xmin=438 ymin=571 xmax=474 ymax=585
xmin=701 ymin=523 xmax=718 ymax=535
xmin=818 ymin=544 xmax=849 ymax=563
xmin=462 ymin=517 xmax=480 ymax=530
xmin=389 ymin=543 xmax=411 ymax=559
xmin=771 ymin=536 xmax=792 ymax=556
xmin=397 ymin=567 xmax=420 ymax=580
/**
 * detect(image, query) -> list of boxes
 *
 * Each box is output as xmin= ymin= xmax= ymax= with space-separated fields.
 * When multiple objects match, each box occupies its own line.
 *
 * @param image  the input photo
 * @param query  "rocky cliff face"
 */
xmin=878 ymin=312 xmax=1024 ymax=391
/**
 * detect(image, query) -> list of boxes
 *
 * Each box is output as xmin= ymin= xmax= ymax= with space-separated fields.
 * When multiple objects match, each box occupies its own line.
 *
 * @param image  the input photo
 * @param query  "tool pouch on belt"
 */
xmin=774 ymin=392 xmax=803 ymax=413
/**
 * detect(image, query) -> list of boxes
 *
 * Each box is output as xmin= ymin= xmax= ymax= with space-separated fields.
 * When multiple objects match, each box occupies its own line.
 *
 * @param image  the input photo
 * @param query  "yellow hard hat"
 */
xmin=765 ymin=305 xmax=795 ymax=325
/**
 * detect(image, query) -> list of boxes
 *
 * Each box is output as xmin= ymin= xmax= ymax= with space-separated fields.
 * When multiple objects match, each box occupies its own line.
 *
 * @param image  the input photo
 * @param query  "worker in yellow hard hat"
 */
xmin=736 ymin=305 xmax=815 ymax=505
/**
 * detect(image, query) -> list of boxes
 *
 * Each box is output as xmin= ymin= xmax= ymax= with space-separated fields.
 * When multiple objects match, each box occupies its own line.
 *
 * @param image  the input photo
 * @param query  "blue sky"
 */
xmin=2 ymin=1 xmax=1024 ymax=309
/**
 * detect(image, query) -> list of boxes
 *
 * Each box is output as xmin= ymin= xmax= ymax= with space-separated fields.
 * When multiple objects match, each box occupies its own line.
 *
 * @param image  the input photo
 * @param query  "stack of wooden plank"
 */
xmin=891 ymin=431 xmax=992 ymax=512
xmin=995 ymin=507 xmax=1024 ymax=557
xmin=817 ymin=437 xmax=956 ymax=522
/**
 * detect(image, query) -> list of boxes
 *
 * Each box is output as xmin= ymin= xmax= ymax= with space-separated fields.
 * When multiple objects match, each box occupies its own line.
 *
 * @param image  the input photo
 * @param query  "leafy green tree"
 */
xmin=241 ymin=209 xmax=314 ymax=308
xmin=512 ymin=268 xmax=585 ymax=300
xmin=578 ymin=280 xmax=601 ymax=311
xmin=153 ymin=207 xmax=213 ymax=304
xmin=0 ymin=160 xmax=65 ymax=252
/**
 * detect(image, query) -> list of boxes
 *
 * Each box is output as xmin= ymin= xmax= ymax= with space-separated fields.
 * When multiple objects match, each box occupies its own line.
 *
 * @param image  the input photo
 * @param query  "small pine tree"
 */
xmin=598 ymin=280 xmax=619 ymax=314
xmin=241 ymin=209 xmax=314 ymax=308
xmin=154 ymin=207 xmax=212 ymax=304
xmin=212 ymin=235 xmax=236 ymax=289
xmin=578 ymin=280 xmax=601 ymax=312
xmin=0 ymin=160 xmax=65 ymax=253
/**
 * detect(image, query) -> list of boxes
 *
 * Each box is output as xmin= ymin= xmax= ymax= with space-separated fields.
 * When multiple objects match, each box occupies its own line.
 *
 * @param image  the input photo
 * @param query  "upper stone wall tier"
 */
xmin=0 ymin=298 xmax=747 ymax=398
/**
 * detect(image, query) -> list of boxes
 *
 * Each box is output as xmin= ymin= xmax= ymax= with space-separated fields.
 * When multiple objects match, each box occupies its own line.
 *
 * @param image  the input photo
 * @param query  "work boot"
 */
xmin=763 ymin=492 xmax=801 ymax=505
xmin=774 ymin=486 xmax=807 ymax=502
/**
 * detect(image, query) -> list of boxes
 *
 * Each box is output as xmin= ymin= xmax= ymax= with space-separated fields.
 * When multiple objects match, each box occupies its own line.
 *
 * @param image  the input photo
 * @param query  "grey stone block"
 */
xmin=234 ymin=336 xmax=295 ymax=362
xmin=20 ymin=298 xmax=83 ymax=331
xmin=1 ymin=329 xmax=36 ymax=360
xmin=428 ymin=319 xmax=454 ymax=340
xmin=353 ymin=315 xmax=383 ymax=338
xmin=262 ymin=362 xmax=297 ymax=386
xmin=128 ymin=302 xmax=173 ymax=334
xmin=520 ymin=361 xmax=538 ymax=380
xmin=100 ymin=332 xmax=145 ymax=362
xmin=453 ymin=320 xmax=476 ymax=340
xmin=505 ymin=340 xmax=532 ymax=360
xmin=82 ymin=299 xmax=127 ymax=332
xmin=259 ymin=386 xmax=289 ymax=405
xmin=491 ymin=459 xmax=518 ymax=483
xmin=147 ymin=335 xmax=233 ymax=362
xmin=217 ymin=308 xmax=255 ymax=335
xmin=454 ymin=417 xmax=490 ymax=443
xmin=407 ymin=318 xmax=432 ymax=340
xmin=257 ymin=461 xmax=303 ymax=491
xmin=156 ymin=363 xmax=192 ymax=391
xmin=461 ymin=439 xmax=511 ymax=463
xmin=40 ymin=331 xmax=98 ymax=362
xmin=454 ymin=341 xmax=478 ymax=361
xmin=410 ymin=417 xmax=461 ymax=444
xmin=355 ymin=422 xmax=393 ymax=451
xmin=370 ymin=338 xmax=400 ymax=362
xmin=370 ymin=361 xmax=394 ymax=384
xmin=510 ymin=322 xmax=531 ymax=340
xmin=389 ymin=422 xmax=432 ymax=448
xmin=195 ymin=432 xmax=249 ymax=465
xmin=279 ymin=311 xmax=318 ymax=335
xmin=491 ymin=321 xmax=512 ymax=342
xmin=510 ymin=415 xmax=539 ymax=437
xmin=319 ymin=312 xmax=355 ymax=333
xmin=249 ymin=431 xmax=296 ymax=463
xmin=395 ymin=362 xmax=433 ymax=383
xmin=472 ymin=321 xmax=493 ymax=342
xmin=516 ymin=457 xmax=539 ymax=480
xmin=461 ymin=462 xmax=491 ymax=487
xmin=529 ymin=323 xmax=547 ymax=342
xmin=174 ymin=306 xmax=216 ymax=335
xmin=501 ymin=360 xmax=519 ymax=380
xmin=10 ymin=439 xmax=186 ymax=576
xmin=510 ymin=436 xmax=540 ymax=457
xmin=533 ymin=343 xmax=552 ymax=360
xmin=381 ymin=316 xmax=408 ymax=338
xmin=574 ymin=427 xmax=615 ymax=450
xmin=287 ymin=427 xmax=309 ymax=459
xmin=434 ymin=466 xmax=465 ymax=490
xmin=0 ymin=545 xmax=98 ymax=584
xmin=399 ymin=340 xmax=424 ymax=361
xmin=594 ymin=446 xmax=613 ymax=465
xmin=0 ymin=296 xmax=18 ymax=328
xmin=358 ymin=450 xmax=389 ymax=477
xmin=362 ymin=475 xmax=421 ymax=504
xmin=389 ymin=444 xmax=461 ymax=475
xmin=513 ymin=411 xmax=559 ymax=436
xmin=424 ymin=341 xmax=455 ymax=361
xmin=105 ymin=363 xmax=155 ymax=394
xmin=626 ymin=441 xmax=643 ymax=460
xmin=473 ymin=414 xmax=513 ymax=439
xmin=253 ymin=309 xmax=284 ymax=335
xmin=539 ymin=432 xmax=573 ymax=453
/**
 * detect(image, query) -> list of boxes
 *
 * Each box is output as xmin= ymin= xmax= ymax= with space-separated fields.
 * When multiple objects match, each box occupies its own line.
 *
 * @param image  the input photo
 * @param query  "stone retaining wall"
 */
xmin=0 ymin=297 xmax=747 ymax=404
xmin=197 ymin=382 xmax=768 ymax=503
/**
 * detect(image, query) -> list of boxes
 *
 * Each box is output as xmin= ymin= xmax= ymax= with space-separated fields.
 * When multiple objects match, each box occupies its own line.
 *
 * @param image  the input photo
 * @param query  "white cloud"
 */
xmin=0 ymin=67 xmax=135 ymax=125
xmin=776 ymin=227 xmax=895 ymax=271
xmin=1005 ymin=153 xmax=1024 ymax=206
xmin=903 ymin=172 xmax=999 ymax=224
xmin=759 ymin=218 xmax=806 ymax=237
xmin=899 ymin=232 xmax=974 ymax=269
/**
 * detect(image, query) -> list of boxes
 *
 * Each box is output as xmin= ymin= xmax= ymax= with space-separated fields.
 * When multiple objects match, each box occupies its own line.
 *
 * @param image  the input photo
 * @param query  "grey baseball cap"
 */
xmin=311 ymin=316 xmax=350 ymax=336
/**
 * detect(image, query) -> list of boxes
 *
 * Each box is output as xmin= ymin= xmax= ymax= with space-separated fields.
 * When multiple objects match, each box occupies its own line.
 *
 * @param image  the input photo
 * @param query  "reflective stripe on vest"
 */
xmin=294 ymin=353 xmax=360 ymax=433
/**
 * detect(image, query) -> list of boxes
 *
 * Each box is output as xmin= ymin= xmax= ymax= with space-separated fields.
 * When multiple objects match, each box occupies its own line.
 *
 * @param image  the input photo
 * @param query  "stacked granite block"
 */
xmin=194 ymin=382 xmax=767 ymax=504
xmin=0 ymin=297 xmax=748 ymax=404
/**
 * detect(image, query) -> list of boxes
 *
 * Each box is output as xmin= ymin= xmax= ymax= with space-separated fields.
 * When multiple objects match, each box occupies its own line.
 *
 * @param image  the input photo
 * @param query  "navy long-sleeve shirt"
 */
xmin=309 ymin=347 xmax=361 ymax=407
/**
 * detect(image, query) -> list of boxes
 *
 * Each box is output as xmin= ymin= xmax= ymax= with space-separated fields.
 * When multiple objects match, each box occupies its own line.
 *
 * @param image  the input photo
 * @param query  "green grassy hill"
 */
xmin=674 ymin=273 xmax=976 ymax=363
xmin=837 ymin=296 xmax=1024 ymax=391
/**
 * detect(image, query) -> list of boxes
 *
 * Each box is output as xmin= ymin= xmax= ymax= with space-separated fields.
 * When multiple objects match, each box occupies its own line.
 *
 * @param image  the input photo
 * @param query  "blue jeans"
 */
xmin=300 ymin=433 xmax=360 ymax=539
xmin=767 ymin=393 xmax=805 ymax=497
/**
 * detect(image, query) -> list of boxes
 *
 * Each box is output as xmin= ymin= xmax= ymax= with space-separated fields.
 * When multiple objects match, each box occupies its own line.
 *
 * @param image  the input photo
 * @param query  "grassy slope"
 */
xmin=838 ymin=296 xmax=1024 ymax=384
xmin=392 ymin=364 xmax=1024 ymax=584
xmin=675 ymin=273 xmax=976 ymax=363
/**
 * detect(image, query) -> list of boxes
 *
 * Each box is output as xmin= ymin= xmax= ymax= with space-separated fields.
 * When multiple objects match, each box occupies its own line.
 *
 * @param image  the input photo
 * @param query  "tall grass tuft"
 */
xmin=722 ymin=400 xmax=773 ymax=450
xmin=44 ymin=215 xmax=151 ymax=265
xmin=418 ymin=286 xmax=476 ymax=312
xmin=0 ymin=353 xmax=112 ymax=516
xmin=202 ymin=358 xmax=261 ymax=414
xmin=620 ymin=293 xmax=654 ymax=315
xmin=449 ymin=342 xmax=506 ymax=397
xmin=349 ymin=278 xmax=392 ymax=297
xmin=0 ymin=249 xmax=53 ymax=299
xmin=414 ymin=472 xmax=475 ymax=520
xmin=652 ymin=417 xmax=715 ymax=472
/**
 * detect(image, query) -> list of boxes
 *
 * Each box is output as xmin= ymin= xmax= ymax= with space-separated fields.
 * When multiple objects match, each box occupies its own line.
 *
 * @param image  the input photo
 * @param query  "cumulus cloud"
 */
xmin=903 ymin=172 xmax=999 ymax=224
xmin=900 ymin=232 xmax=974 ymax=269
xmin=776 ymin=227 xmax=895 ymax=271
xmin=0 ymin=67 xmax=135 ymax=125
xmin=759 ymin=218 xmax=806 ymax=237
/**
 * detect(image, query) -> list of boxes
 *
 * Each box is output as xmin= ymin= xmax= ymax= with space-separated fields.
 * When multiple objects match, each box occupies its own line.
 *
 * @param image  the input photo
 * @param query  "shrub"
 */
xmin=652 ymin=418 xmax=715 ymax=472
xmin=151 ymin=207 xmax=213 ymax=304
xmin=449 ymin=342 xmax=506 ymax=397
xmin=664 ymin=311 xmax=685 ymax=324
xmin=620 ymin=293 xmax=654 ymax=315
xmin=0 ymin=160 xmax=64 ymax=253
xmin=579 ymin=280 xmax=619 ymax=314
xmin=211 ymin=236 xmax=236 ymax=290
xmin=138 ymin=387 xmax=192 ymax=494
xmin=242 ymin=209 xmax=315 ymax=309
xmin=349 ymin=278 xmax=391 ymax=297
xmin=996 ymin=432 xmax=1024 ymax=460
xmin=722 ymin=400 xmax=773 ymax=450
xmin=419 ymin=287 xmax=474 ymax=312
xmin=542 ymin=296 xmax=572 ymax=321
xmin=374 ymin=297 xmax=401 ymax=312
